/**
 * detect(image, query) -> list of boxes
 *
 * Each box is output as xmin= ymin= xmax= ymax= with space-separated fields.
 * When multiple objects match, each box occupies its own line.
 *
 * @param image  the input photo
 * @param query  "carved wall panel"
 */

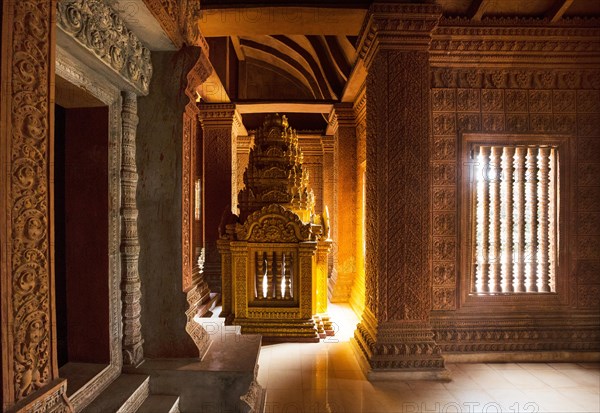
xmin=430 ymin=58 xmax=600 ymax=325
xmin=355 ymin=6 xmax=445 ymax=369
xmin=0 ymin=0 xmax=73 ymax=409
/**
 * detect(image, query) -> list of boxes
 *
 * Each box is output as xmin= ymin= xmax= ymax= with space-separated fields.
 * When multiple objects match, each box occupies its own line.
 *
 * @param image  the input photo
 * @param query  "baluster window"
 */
xmin=471 ymin=144 xmax=559 ymax=294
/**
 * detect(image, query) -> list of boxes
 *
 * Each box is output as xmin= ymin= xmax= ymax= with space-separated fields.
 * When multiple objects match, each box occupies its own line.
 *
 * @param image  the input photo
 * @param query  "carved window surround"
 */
xmin=459 ymin=133 xmax=572 ymax=313
xmin=55 ymin=46 xmax=123 ymax=412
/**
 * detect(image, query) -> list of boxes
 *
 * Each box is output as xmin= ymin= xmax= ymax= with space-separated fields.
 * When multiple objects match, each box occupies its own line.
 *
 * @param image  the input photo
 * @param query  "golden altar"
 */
xmin=218 ymin=114 xmax=331 ymax=341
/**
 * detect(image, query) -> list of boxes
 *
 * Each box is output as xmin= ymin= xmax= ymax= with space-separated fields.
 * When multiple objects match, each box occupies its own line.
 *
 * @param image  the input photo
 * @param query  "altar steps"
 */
xmin=136 ymin=395 xmax=181 ymax=413
xmin=81 ymin=373 xmax=149 ymax=413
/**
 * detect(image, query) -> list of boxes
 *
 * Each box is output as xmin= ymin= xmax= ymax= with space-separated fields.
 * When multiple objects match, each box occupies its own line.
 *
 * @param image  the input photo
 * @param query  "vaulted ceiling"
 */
xmin=198 ymin=0 xmax=600 ymax=130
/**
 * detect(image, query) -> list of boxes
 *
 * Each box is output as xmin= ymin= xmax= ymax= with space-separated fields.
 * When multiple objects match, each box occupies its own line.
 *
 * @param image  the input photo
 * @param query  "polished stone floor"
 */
xmin=257 ymin=304 xmax=600 ymax=413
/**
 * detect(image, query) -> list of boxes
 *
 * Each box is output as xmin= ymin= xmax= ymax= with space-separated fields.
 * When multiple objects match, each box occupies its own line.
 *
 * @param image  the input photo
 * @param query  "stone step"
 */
xmin=81 ymin=373 xmax=150 ymax=413
xmin=136 ymin=395 xmax=180 ymax=413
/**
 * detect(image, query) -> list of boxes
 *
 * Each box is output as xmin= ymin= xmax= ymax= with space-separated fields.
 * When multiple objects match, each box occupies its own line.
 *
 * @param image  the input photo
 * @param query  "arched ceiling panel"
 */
xmin=241 ymin=44 xmax=321 ymax=99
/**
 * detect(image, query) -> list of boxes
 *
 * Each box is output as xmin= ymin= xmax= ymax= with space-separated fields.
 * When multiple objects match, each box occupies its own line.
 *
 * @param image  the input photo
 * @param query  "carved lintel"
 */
xmin=56 ymin=0 xmax=153 ymax=95
xmin=235 ymin=204 xmax=313 ymax=243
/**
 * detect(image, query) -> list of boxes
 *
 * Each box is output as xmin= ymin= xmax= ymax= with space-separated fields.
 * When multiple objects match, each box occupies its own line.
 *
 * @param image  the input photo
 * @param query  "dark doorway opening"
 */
xmin=54 ymin=75 xmax=111 ymax=396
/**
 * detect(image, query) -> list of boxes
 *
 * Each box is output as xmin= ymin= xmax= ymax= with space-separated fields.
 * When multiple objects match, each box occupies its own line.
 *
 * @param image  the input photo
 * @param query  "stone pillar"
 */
xmin=329 ymin=104 xmax=357 ymax=302
xmin=120 ymin=92 xmax=144 ymax=367
xmin=199 ymin=105 xmax=243 ymax=293
xmin=0 ymin=0 xmax=72 ymax=410
xmin=352 ymin=3 xmax=448 ymax=380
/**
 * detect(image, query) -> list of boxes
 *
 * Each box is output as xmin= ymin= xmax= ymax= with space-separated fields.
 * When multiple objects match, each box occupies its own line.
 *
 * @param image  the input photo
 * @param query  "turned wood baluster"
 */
xmin=262 ymin=252 xmax=268 ymax=299
xmin=289 ymin=254 xmax=294 ymax=298
xmin=254 ymin=252 xmax=259 ymax=298
xmin=501 ymin=147 xmax=515 ymax=292
xmin=548 ymin=148 xmax=557 ymax=292
xmin=537 ymin=147 xmax=551 ymax=292
xmin=476 ymin=146 xmax=491 ymax=292
xmin=489 ymin=146 xmax=503 ymax=293
xmin=513 ymin=147 xmax=527 ymax=292
xmin=272 ymin=251 xmax=278 ymax=299
xmin=525 ymin=147 xmax=539 ymax=292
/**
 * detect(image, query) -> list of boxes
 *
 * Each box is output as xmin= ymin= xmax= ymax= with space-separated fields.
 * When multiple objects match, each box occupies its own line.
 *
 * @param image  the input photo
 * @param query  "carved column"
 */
xmin=199 ymin=105 xmax=244 ymax=293
xmin=329 ymin=104 xmax=357 ymax=302
xmin=120 ymin=92 xmax=144 ymax=367
xmin=183 ymin=44 xmax=214 ymax=359
xmin=0 ymin=0 xmax=72 ymax=410
xmin=352 ymin=3 xmax=447 ymax=379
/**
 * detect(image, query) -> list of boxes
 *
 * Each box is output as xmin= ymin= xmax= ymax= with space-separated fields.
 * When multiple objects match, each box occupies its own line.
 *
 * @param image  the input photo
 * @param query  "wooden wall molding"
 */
xmin=431 ymin=68 xmax=600 ymax=90
xmin=431 ymin=21 xmax=600 ymax=65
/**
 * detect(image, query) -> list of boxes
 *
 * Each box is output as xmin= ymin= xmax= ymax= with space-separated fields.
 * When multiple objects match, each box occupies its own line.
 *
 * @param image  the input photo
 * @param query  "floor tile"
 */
xmin=256 ymin=304 xmax=600 ymax=413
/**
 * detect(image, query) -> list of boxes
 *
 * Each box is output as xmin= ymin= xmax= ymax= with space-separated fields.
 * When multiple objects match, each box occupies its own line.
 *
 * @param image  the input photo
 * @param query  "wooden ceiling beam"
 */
xmin=230 ymin=35 xmax=246 ymax=61
xmin=547 ymin=0 xmax=575 ymax=22
xmin=199 ymin=7 xmax=365 ymax=36
xmin=236 ymin=102 xmax=333 ymax=114
xmin=468 ymin=0 xmax=493 ymax=21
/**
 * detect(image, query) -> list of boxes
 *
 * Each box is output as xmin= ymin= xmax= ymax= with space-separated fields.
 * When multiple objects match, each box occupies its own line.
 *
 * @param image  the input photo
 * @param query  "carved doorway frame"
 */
xmin=54 ymin=47 xmax=122 ymax=412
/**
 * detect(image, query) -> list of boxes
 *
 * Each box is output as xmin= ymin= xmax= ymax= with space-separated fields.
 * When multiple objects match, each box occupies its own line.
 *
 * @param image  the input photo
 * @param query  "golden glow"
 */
xmin=262 ymin=273 xmax=268 ymax=298
xmin=194 ymin=179 xmax=201 ymax=221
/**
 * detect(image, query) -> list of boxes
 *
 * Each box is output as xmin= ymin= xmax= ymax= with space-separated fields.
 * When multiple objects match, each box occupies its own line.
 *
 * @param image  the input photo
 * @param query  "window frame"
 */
xmin=459 ymin=133 xmax=572 ymax=310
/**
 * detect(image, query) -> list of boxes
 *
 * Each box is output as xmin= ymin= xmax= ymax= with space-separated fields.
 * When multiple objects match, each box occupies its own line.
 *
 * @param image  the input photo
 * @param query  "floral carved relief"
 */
xmin=57 ymin=0 xmax=153 ymax=94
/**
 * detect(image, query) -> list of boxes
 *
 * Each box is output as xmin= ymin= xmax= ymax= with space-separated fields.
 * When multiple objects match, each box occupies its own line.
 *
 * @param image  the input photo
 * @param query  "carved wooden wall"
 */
xmin=0 ymin=0 xmax=72 ymax=410
xmin=429 ymin=20 xmax=600 ymax=353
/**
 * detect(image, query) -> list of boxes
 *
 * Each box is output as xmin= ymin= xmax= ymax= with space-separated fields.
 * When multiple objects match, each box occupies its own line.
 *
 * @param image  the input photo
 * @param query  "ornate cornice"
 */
xmin=198 ymin=104 xmax=245 ymax=135
xmin=56 ymin=0 xmax=153 ymax=95
xmin=431 ymin=22 xmax=600 ymax=64
xmin=440 ymin=15 xmax=600 ymax=28
xmin=356 ymin=3 xmax=442 ymax=69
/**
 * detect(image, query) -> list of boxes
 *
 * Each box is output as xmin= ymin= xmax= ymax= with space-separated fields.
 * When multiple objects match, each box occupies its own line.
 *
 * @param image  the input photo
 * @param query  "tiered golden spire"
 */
xmin=238 ymin=114 xmax=315 ymax=222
